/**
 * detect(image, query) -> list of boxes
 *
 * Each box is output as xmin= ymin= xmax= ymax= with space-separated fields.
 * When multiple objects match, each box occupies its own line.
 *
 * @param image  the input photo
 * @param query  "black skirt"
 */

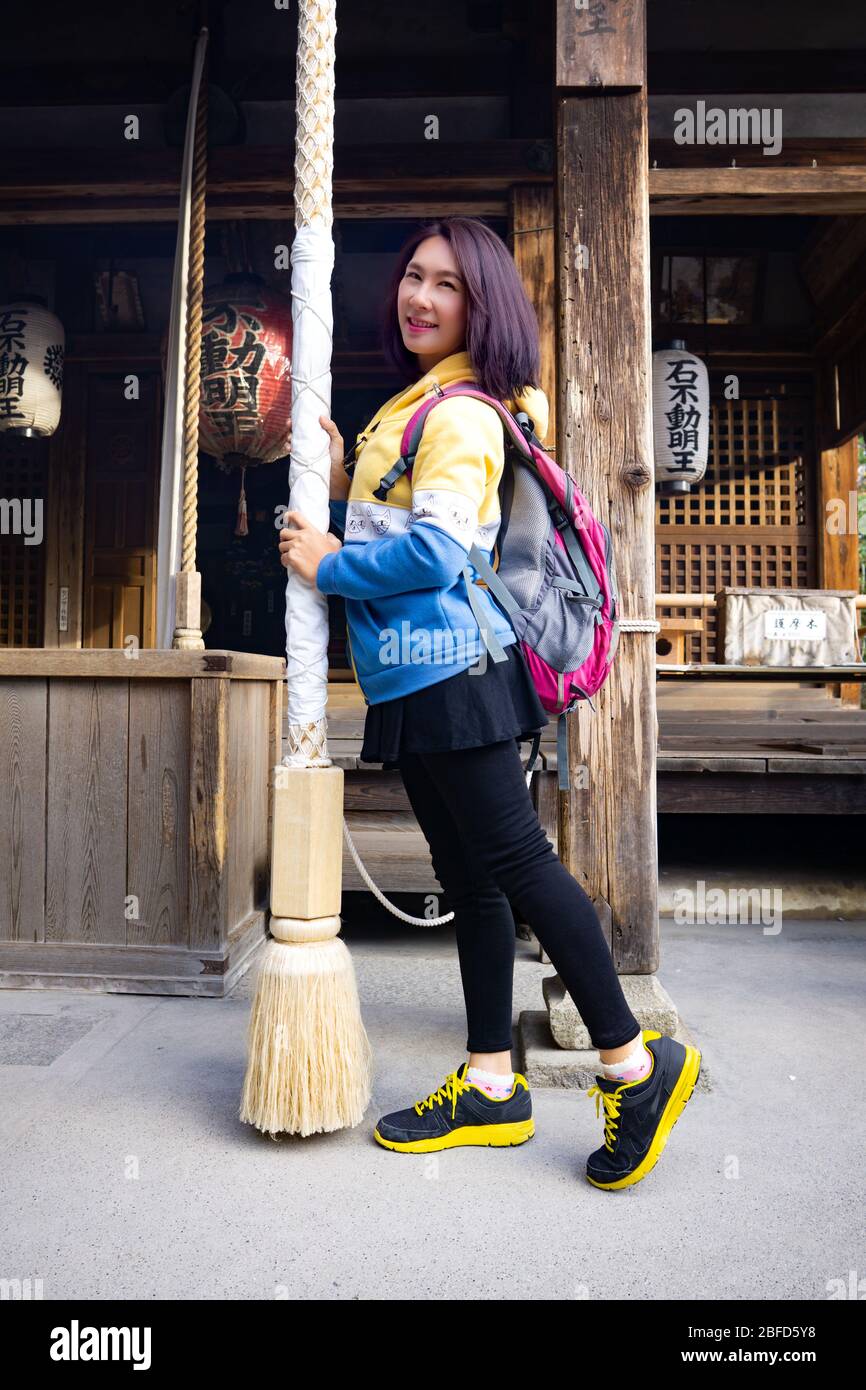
xmin=359 ymin=640 xmax=549 ymax=770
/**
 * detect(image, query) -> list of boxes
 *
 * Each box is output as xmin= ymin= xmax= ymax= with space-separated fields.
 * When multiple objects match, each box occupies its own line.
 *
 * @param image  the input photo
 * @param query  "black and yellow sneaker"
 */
xmin=373 ymin=1062 xmax=535 ymax=1153
xmin=585 ymin=1029 xmax=701 ymax=1191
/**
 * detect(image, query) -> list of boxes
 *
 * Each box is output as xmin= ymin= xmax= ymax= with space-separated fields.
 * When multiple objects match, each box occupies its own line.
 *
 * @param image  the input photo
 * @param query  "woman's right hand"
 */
xmin=320 ymin=415 xmax=349 ymax=502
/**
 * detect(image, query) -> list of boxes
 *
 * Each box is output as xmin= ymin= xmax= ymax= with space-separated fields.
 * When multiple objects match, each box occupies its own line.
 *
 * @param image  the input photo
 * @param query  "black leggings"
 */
xmin=397 ymin=738 xmax=642 ymax=1055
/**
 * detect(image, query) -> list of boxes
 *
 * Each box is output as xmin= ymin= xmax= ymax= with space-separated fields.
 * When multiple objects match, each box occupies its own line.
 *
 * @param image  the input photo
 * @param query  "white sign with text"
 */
xmin=763 ymin=609 xmax=827 ymax=641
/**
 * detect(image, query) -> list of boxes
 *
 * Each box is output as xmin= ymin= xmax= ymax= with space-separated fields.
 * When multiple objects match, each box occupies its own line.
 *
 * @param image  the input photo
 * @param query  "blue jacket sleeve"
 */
xmin=316 ymin=395 xmax=500 ymax=600
xmin=316 ymin=523 xmax=470 ymax=599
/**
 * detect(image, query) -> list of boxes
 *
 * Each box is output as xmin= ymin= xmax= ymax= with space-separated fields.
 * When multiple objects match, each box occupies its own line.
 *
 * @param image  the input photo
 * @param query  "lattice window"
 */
xmin=656 ymin=382 xmax=815 ymax=662
xmin=0 ymin=435 xmax=47 ymax=647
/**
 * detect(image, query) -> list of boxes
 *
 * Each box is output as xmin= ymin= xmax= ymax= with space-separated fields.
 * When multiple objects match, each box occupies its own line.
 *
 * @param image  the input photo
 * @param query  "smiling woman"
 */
xmin=397 ymin=235 xmax=468 ymax=373
xmin=284 ymin=214 xmax=687 ymax=1173
xmin=381 ymin=217 xmax=541 ymax=400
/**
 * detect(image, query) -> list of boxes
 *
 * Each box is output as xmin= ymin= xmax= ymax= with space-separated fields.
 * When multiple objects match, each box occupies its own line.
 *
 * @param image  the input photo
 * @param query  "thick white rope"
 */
xmin=341 ymin=761 xmax=537 ymax=926
xmin=283 ymin=0 xmax=337 ymax=764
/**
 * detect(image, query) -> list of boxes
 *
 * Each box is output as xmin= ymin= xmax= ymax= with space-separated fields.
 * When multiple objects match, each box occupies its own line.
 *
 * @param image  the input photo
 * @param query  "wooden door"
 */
xmin=83 ymin=372 xmax=160 ymax=650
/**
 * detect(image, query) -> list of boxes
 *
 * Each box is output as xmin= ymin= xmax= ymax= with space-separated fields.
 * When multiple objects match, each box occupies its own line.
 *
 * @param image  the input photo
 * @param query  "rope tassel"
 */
xmin=239 ymin=934 xmax=373 ymax=1137
xmin=234 ymin=464 xmax=249 ymax=537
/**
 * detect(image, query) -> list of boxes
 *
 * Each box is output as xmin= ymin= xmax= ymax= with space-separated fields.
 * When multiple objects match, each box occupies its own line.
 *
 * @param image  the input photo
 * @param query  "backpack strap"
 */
xmin=400 ymin=382 xmax=533 ymax=465
xmin=371 ymin=384 xmax=542 ymax=665
xmin=548 ymin=493 xmax=604 ymax=609
xmin=556 ymin=714 xmax=570 ymax=793
xmin=460 ymin=560 xmax=510 ymax=664
xmin=466 ymin=543 xmax=520 ymax=619
xmin=372 ymin=450 xmax=412 ymax=501
xmin=524 ymin=730 xmax=542 ymax=779
xmin=371 ymin=383 xmax=453 ymax=500
xmin=396 ymin=385 xmax=605 ymax=613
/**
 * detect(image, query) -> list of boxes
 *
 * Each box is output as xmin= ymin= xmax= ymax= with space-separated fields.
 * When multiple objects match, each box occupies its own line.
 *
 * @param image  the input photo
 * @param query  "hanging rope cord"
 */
xmin=180 ymin=47 xmax=208 ymax=577
xmin=340 ymin=755 xmax=539 ymax=927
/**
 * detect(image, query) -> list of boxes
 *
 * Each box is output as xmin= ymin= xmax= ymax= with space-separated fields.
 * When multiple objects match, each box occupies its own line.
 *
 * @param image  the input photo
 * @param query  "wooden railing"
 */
xmin=655 ymin=593 xmax=866 ymax=610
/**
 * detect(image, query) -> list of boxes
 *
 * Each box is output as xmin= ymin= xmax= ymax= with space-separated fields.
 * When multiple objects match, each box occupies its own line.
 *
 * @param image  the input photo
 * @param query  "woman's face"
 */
xmin=396 ymin=234 xmax=468 ymax=373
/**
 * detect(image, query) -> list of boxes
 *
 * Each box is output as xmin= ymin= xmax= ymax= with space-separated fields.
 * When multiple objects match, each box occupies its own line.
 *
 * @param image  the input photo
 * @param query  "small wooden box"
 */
xmin=716 ymin=587 xmax=862 ymax=667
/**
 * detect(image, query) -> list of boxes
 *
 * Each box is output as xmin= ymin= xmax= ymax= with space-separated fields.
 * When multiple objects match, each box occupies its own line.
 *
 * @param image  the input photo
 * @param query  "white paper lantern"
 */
xmin=0 ymin=299 xmax=64 ymax=438
xmin=652 ymin=340 xmax=709 ymax=495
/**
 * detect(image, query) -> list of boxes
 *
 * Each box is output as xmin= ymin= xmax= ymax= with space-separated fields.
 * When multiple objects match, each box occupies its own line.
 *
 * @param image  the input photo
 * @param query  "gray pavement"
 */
xmin=1 ymin=912 xmax=864 ymax=1301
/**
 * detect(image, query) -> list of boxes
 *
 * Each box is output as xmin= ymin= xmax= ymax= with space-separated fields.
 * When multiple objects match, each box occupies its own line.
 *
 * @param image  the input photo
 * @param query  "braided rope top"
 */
xmin=295 ymin=0 xmax=336 ymax=230
xmin=618 ymin=618 xmax=661 ymax=633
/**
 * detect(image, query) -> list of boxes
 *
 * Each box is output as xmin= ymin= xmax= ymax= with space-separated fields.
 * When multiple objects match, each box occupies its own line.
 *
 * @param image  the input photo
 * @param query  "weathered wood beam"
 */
xmin=0 ymin=140 xmax=553 ymax=225
xmin=813 ymin=354 xmax=861 ymax=708
xmin=509 ymin=185 xmax=557 ymax=454
xmin=817 ymin=436 xmax=860 ymax=589
xmin=649 ymin=165 xmax=866 ymax=215
xmin=650 ymin=138 xmax=866 ymax=168
xmin=0 ymin=196 xmax=510 ymax=226
xmin=555 ymin=4 xmax=658 ymax=973
xmin=0 ymin=141 xmax=554 ymax=198
xmin=5 ymin=140 xmax=866 ymax=224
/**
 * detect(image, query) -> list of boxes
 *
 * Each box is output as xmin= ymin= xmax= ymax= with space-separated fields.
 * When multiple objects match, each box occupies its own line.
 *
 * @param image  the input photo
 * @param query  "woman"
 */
xmin=279 ymin=217 xmax=700 ymax=1191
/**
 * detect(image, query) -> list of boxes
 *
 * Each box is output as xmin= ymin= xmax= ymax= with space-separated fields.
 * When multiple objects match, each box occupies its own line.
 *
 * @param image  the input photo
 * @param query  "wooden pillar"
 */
xmin=816 ymin=355 xmax=862 ymax=704
xmin=509 ymin=185 xmax=557 ymax=454
xmin=555 ymin=0 xmax=658 ymax=972
xmin=44 ymin=362 xmax=87 ymax=648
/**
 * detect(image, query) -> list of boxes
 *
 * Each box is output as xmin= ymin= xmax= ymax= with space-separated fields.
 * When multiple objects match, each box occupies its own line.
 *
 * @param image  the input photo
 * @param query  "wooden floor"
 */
xmin=287 ymin=677 xmax=866 ymax=893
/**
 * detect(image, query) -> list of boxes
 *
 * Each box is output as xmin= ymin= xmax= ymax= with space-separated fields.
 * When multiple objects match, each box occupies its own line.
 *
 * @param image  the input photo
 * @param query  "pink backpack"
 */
xmin=372 ymin=382 xmax=622 ymax=791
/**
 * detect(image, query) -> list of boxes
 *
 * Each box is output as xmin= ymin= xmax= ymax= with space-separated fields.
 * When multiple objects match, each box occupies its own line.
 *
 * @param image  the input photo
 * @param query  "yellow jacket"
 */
xmin=317 ymin=350 xmax=549 ymax=703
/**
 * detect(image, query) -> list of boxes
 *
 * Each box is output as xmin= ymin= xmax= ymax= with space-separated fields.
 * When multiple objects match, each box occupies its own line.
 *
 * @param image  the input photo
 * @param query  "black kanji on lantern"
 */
xmin=0 ymin=350 xmax=27 ymax=420
xmin=662 ymin=358 xmax=703 ymax=475
xmin=201 ymin=305 xmax=268 ymax=424
xmin=43 ymin=343 xmax=64 ymax=390
xmin=0 ymin=310 xmax=27 ymax=354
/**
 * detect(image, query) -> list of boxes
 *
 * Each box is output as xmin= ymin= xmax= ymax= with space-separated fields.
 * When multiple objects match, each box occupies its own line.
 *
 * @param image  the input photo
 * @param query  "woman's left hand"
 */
xmin=279 ymin=510 xmax=342 ymax=586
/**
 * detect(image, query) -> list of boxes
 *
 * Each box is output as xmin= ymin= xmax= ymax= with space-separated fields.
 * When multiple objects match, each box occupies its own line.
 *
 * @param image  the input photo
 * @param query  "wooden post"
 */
xmin=816 ymin=355 xmax=862 ymax=704
xmin=555 ymin=0 xmax=658 ymax=972
xmin=509 ymin=185 xmax=557 ymax=454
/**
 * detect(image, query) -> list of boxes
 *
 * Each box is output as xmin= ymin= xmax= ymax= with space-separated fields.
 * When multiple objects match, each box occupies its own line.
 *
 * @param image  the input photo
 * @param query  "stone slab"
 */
xmin=542 ymin=972 xmax=679 ymax=1049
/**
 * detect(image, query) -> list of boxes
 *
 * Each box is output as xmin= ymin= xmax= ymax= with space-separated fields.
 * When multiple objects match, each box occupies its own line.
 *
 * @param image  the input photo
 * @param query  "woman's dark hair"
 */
xmin=381 ymin=216 xmax=541 ymax=400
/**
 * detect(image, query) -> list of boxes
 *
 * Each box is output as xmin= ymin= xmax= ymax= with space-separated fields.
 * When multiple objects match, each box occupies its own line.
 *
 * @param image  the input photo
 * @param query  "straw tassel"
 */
xmin=234 ymin=464 xmax=249 ymax=537
xmin=239 ymin=934 xmax=373 ymax=1137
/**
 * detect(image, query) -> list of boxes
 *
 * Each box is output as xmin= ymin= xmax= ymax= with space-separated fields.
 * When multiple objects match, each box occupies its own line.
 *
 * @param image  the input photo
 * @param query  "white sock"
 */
xmin=601 ymin=1033 xmax=653 ymax=1083
xmin=466 ymin=1064 xmax=514 ymax=1099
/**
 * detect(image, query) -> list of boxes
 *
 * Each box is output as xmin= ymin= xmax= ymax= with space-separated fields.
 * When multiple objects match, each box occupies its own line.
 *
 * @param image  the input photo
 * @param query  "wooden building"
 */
xmin=1 ymin=0 xmax=865 ymax=994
